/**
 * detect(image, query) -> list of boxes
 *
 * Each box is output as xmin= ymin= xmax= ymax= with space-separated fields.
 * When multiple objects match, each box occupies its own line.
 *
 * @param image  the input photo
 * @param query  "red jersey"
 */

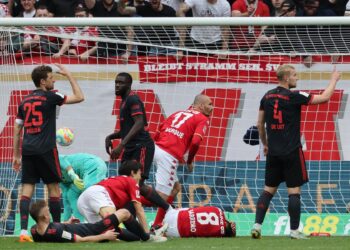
xmin=97 ymin=176 xmax=141 ymax=209
xmin=155 ymin=109 xmax=209 ymax=161
xmin=63 ymin=26 xmax=98 ymax=54
xmin=177 ymin=206 xmax=227 ymax=237
xmin=231 ymin=0 xmax=270 ymax=49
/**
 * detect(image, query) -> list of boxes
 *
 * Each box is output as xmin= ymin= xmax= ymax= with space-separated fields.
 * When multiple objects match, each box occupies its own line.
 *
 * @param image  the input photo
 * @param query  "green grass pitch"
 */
xmin=1 ymin=236 xmax=349 ymax=250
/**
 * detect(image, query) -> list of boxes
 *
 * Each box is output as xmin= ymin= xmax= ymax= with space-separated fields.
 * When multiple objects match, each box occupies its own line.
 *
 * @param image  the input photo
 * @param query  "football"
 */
xmin=56 ymin=127 xmax=74 ymax=146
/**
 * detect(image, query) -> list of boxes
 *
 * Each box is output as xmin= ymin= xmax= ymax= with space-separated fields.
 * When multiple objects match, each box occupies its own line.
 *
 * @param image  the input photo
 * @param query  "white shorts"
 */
xmin=164 ymin=207 xmax=180 ymax=237
xmin=77 ymin=185 xmax=115 ymax=223
xmin=154 ymin=145 xmax=179 ymax=196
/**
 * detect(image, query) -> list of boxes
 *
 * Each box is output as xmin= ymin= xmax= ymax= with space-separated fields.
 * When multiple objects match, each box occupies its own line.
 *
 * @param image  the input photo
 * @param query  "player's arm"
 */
xmin=310 ymin=66 xmax=341 ymax=104
xmin=12 ymin=122 xmax=23 ymax=172
xmin=176 ymin=2 xmax=191 ymax=60
xmin=105 ymin=131 xmax=121 ymax=155
xmin=133 ymin=201 xmax=149 ymax=233
xmin=66 ymin=166 xmax=84 ymax=190
xmin=257 ymin=110 xmax=268 ymax=155
xmin=117 ymin=0 xmax=137 ymax=16
xmin=55 ymin=64 xmax=84 ymax=104
xmin=52 ymin=38 xmax=71 ymax=59
xmin=110 ymin=115 xmax=144 ymax=160
xmin=186 ymin=134 xmax=203 ymax=166
xmin=75 ymin=229 xmax=118 ymax=242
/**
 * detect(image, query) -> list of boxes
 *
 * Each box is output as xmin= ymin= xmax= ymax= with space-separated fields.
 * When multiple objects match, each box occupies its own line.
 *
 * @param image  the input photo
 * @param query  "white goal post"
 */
xmin=0 ymin=17 xmax=350 ymax=236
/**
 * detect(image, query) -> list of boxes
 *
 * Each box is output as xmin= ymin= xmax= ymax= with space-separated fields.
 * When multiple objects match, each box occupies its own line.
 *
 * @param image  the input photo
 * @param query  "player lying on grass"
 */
xmin=163 ymin=204 xmax=236 ymax=238
xmin=77 ymin=160 xmax=168 ymax=242
xmin=59 ymin=153 xmax=108 ymax=222
xmin=29 ymin=200 xmax=149 ymax=243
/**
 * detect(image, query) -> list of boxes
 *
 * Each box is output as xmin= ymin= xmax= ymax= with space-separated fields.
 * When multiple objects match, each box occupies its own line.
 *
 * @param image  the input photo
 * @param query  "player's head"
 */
xmin=118 ymin=160 xmax=142 ymax=181
xmin=276 ymin=64 xmax=298 ymax=88
xmin=280 ymin=0 xmax=296 ymax=17
xmin=224 ymin=220 xmax=236 ymax=237
xmin=35 ymin=5 xmax=52 ymax=17
xmin=29 ymin=200 xmax=50 ymax=223
xmin=115 ymin=72 xmax=133 ymax=97
xmin=74 ymin=4 xmax=89 ymax=17
xmin=31 ymin=65 xmax=55 ymax=90
xmin=192 ymin=94 xmax=214 ymax=117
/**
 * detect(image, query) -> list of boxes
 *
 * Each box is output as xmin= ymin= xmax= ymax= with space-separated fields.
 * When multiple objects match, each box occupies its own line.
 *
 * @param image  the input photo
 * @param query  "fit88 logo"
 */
xmin=303 ymin=215 xmax=339 ymax=234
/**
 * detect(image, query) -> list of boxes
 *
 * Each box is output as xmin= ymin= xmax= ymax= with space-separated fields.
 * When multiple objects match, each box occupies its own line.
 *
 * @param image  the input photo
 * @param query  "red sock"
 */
xmin=153 ymin=196 xmax=174 ymax=226
xmin=140 ymin=196 xmax=155 ymax=207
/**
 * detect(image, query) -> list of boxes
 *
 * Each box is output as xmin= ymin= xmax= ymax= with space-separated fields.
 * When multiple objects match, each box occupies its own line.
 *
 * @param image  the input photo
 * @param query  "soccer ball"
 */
xmin=56 ymin=127 xmax=74 ymax=146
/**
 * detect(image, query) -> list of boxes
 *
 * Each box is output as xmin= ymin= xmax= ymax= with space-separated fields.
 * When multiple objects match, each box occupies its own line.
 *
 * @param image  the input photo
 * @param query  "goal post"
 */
xmin=0 ymin=17 xmax=350 ymax=236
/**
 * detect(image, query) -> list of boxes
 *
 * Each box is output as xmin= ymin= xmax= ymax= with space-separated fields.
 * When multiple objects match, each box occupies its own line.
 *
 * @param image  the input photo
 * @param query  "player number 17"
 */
xmin=171 ymin=112 xmax=193 ymax=128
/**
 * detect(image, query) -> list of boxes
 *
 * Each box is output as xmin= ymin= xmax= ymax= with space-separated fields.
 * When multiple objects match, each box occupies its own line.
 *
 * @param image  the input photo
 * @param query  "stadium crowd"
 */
xmin=0 ymin=0 xmax=349 ymax=66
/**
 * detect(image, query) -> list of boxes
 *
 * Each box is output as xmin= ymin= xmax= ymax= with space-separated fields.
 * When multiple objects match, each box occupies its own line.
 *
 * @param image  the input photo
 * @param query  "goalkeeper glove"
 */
xmin=67 ymin=169 xmax=85 ymax=190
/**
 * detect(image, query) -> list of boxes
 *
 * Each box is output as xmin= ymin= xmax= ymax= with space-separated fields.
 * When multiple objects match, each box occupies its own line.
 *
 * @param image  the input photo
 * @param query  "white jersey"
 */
xmin=185 ymin=0 xmax=231 ymax=44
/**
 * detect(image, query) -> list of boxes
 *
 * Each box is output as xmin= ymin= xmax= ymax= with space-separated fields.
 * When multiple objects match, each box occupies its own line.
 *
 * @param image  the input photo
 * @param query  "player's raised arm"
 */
xmin=310 ymin=66 xmax=341 ymax=105
xmin=55 ymin=64 xmax=84 ymax=104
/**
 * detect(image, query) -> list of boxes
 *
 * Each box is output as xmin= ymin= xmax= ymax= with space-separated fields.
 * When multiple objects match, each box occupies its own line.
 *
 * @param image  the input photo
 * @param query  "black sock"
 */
xmin=124 ymin=215 xmax=149 ymax=241
xmin=140 ymin=184 xmax=169 ymax=211
xmin=118 ymin=228 xmax=142 ymax=242
xmin=49 ymin=197 xmax=61 ymax=222
xmin=255 ymin=191 xmax=273 ymax=224
xmin=20 ymin=195 xmax=31 ymax=231
xmin=288 ymin=194 xmax=301 ymax=230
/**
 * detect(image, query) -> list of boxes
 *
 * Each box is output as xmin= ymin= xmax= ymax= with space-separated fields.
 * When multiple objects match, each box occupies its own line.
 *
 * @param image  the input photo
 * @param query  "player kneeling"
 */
xmin=164 ymin=206 xmax=236 ymax=238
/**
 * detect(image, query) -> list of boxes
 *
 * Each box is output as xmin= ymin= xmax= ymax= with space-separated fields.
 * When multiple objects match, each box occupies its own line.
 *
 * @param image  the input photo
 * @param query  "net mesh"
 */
xmin=0 ymin=21 xmax=350 ymax=236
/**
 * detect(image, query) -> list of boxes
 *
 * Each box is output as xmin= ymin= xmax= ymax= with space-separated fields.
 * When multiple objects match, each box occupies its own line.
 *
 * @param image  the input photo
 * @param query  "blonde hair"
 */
xmin=276 ymin=64 xmax=295 ymax=82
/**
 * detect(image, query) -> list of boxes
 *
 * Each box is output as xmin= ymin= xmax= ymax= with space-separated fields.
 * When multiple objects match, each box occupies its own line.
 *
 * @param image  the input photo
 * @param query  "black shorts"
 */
xmin=22 ymin=147 xmax=62 ymax=184
xmin=122 ymin=140 xmax=155 ymax=180
xmin=265 ymin=147 xmax=308 ymax=188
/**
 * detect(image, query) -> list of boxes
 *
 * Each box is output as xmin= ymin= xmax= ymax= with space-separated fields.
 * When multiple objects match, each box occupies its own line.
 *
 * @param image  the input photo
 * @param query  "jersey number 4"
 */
xmin=273 ymin=100 xmax=283 ymax=123
xmin=171 ymin=112 xmax=194 ymax=128
xmin=23 ymin=101 xmax=43 ymax=127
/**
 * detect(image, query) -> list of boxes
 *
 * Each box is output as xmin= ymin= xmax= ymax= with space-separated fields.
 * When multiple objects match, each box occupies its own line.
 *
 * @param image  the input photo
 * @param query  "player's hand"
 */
xmin=331 ymin=65 xmax=341 ymax=83
xmin=102 ymin=229 xmax=119 ymax=241
xmin=73 ymin=177 xmax=85 ymax=190
xmin=187 ymin=163 xmax=194 ymax=173
xmin=105 ymin=135 xmax=113 ymax=155
xmin=110 ymin=144 xmax=124 ymax=160
xmin=263 ymin=145 xmax=268 ymax=156
xmin=12 ymin=157 xmax=22 ymax=172
xmin=55 ymin=63 xmax=71 ymax=77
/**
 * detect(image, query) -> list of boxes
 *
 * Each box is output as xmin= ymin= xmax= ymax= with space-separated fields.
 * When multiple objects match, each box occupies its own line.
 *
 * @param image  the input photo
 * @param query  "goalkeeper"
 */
xmin=59 ymin=153 xmax=108 ymax=222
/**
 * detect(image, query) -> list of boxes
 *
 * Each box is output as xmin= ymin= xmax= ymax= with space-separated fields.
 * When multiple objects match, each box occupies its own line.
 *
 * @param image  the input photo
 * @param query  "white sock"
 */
xmin=20 ymin=229 xmax=28 ymax=235
xmin=253 ymin=223 xmax=262 ymax=230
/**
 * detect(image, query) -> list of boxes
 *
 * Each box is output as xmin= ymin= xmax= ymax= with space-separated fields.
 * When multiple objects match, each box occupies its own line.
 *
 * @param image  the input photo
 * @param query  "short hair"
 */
xmin=31 ymin=65 xmax=52 ymax=87
xmin=74 ymin=5 xmax=89 ymax=15
xmin=36 ymin=4 xmax=49 ymax=11
xmin=281 ymin=0 xmax=296 ymax=11
xmin=225 ymin=221 xmax=236 ymax=237
xmin=118 ymin=160 xmax=141 ymax=176
xmin=193 ymin=94 xmax=208 ymax=106
xmin=29 ymin=200 xmax=47 ymax=222
xmin=116 ymin=72 xmax=133 ymax=85
xmin=276 ymin=64 xmax=295 ymax=82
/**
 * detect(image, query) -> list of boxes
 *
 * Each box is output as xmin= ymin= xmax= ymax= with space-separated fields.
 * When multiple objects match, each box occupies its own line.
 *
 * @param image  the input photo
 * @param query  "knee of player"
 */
xmin=171 ymin=182 xmax=181 ymax=196
xmin=115 ymin=208 xmax=131 ymax=222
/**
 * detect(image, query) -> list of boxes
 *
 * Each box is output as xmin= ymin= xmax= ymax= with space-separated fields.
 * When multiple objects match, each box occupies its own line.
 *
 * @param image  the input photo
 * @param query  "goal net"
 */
xmin=0 ymin=17 xmax=350 ymax=236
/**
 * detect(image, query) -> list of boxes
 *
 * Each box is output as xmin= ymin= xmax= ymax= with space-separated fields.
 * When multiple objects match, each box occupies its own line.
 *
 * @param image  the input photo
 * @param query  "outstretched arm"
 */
xmin=311 ymin=66 xmax=341 ymax=104
xmin=75 ymin=229 xmax=118 ymax=242
xmin=55 ymin=64 xmax=84 ymax=104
